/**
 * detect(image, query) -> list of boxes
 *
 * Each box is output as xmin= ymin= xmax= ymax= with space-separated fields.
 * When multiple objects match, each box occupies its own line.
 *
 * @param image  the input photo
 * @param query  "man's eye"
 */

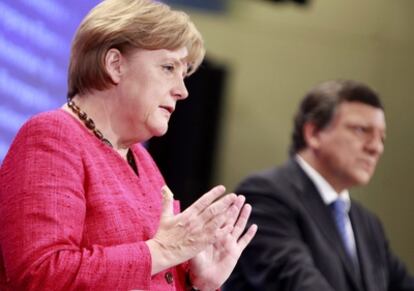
xmin=354 ymin=126 xmax=366 ymax=133
xmin=348 ymin=125 xmax=368 ymax=136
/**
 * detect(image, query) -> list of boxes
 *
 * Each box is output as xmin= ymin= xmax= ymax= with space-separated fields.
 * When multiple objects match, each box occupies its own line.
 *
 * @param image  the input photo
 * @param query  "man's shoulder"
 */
xmin=235 ymin=159 xmax=305 ymax=198
xmin=241 ymin=158 xmax=302 ymax=181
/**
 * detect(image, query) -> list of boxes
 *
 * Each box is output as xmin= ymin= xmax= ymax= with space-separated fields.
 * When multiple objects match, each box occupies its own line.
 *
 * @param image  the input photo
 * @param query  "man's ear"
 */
xmin=303 ymin=122 xmax=321 ymax=149
xmin=105 ymin=48 xmax=123 ymax=84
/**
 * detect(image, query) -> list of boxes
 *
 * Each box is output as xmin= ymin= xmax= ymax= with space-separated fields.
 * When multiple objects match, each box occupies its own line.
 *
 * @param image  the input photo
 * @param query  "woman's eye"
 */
xmin=163 ymin=64 xmax=175 ymax=72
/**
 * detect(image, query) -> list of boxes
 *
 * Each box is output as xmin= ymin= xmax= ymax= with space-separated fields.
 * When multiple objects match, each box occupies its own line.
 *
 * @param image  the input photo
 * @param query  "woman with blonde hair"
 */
xmin=0 ymin=0 xmax=257 ymax=290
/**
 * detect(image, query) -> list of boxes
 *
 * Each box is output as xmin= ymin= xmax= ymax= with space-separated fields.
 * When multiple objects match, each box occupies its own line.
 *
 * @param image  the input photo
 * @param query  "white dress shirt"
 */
xmin=296 ymin=154 xmax=358 ymax=261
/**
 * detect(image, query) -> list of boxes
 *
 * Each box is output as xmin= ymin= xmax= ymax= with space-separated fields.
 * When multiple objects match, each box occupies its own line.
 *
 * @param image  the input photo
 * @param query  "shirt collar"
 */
xmin=295 ymin=154 xmax=351 ymax=212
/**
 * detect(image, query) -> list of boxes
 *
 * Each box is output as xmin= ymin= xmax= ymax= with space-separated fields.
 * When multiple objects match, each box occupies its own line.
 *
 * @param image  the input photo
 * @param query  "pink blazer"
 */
xmin=0 ymin=110 xmax=188 ymax=290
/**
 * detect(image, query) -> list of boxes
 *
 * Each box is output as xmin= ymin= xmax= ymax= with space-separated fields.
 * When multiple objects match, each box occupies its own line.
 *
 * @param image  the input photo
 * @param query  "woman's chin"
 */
xmin=151 ymin=125 xmax=169 ymax=137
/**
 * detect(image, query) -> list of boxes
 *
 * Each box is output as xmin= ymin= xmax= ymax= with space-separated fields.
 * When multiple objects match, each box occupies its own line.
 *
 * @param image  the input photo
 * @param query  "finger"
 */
xmin=237 ymin=224 xmax=258 ymax=251
xmin=202 ymin=204 xmax=236 ymax=242
xmin=199 ymin=193 xmax=238 ymax=222
xmin=201 ymin=195 xmax=245 ymax=236
xmin=218 ymin=198 xmax=243 ymax=230
xmin=185 ymin=185 xmax=227 ymax=215
xmin=232 ymin=203 xmax=252 ymax=238
xmin=215 ymin=224 xmax=234 ymax=242
xmin=219 ymin=195 xmax=245 ymax=229
xmin=160 ymin=185 xmax=174 ymax=220
xmin=234 ymin=195 xmax=246 ymax=209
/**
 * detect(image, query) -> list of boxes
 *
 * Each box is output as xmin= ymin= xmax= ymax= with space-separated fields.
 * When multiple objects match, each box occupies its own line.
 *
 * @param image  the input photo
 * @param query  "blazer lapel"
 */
xmin=285 ymin=160 xmax=364 ymax=291
xmin=350 ymin=205 xmax=376 ymax=291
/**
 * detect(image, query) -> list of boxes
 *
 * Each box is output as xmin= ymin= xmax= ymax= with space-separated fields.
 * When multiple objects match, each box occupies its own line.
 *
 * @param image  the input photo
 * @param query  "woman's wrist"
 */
xmin=186 ymin=270 xmax=201 ymax=291
xmin=186 ymin=269 xmax=221 ymax=291
xmin=146 ymin=239 xmax=176 ymax=275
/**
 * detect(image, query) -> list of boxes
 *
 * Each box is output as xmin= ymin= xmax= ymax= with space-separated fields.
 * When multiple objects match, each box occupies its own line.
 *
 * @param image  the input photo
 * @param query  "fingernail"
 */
xmin=217 ymin=185 xmax=226 ymax=192
xmin=162 ymin=185 xmax=174 ymax=198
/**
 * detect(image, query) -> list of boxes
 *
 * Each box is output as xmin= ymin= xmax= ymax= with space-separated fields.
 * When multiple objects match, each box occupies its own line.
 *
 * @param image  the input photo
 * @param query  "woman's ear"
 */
xmin=105 ymin=48 xmax=123 ymax=84
xmin=303 ymin=122 xmax=321 ymax=150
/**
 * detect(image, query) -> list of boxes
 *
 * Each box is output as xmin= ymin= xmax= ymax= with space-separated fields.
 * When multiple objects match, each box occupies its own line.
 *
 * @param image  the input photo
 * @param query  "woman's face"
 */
xmin=113 ymin=47 xmax=189 ymax=143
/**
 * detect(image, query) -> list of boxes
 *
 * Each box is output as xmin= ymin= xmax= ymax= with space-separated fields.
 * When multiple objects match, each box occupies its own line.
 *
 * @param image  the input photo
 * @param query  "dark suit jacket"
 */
xmin=224 ymin=159 xmax=414 ymax=291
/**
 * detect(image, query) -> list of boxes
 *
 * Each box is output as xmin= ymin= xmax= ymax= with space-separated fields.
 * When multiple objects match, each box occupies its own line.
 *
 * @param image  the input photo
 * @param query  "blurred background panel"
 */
xmin=163 ymin=0 xmax=228 ymax=12
xmin=0 ymin=0 xmax=413 ymax=272
xmin=0 ymin=0 xmax=100 ymax=160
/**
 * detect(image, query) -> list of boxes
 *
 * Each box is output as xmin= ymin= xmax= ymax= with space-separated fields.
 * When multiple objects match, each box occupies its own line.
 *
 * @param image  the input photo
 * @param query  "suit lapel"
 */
xmin=284 ymin=159 xmax=364 ymax=291
xmin=350 ymin=205 xmax=375 ymax=291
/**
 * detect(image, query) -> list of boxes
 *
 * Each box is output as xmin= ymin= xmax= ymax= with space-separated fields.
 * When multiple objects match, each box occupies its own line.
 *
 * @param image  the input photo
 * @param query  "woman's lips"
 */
xmin=159 ymin=105 xmax=174 ymax=114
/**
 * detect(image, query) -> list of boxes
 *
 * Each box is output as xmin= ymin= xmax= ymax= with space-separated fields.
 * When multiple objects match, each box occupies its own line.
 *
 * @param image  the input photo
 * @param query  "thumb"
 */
xmin=160 ymin=185 xmax=175 ymax=219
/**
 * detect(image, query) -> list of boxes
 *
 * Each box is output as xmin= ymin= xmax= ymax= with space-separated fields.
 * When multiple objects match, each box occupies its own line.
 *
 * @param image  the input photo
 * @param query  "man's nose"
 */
xmin=365 ymin=134 xmax=384 ymax=156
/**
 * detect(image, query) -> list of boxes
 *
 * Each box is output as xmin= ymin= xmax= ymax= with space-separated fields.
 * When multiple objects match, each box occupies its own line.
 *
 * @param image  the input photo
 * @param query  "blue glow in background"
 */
xmin=0 ymin=0 xmax=222 ymax=163
xmin=0 ymin=0 xmax=100 ymax=162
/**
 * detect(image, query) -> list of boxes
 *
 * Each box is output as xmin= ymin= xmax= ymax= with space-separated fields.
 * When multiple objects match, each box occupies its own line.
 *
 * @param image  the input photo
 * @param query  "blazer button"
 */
xmin=165 ymin=271 xmax=174 ymax=284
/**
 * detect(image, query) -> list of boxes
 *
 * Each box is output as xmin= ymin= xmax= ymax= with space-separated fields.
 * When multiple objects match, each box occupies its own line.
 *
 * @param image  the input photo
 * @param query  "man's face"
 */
xmin=311 ymin=101 xmax=386 ymax=191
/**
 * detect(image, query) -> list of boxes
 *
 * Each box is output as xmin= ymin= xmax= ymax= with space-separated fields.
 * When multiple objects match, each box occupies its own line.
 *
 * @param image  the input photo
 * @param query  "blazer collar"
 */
xmin=295 ymin=154 xmax=351 ymax=209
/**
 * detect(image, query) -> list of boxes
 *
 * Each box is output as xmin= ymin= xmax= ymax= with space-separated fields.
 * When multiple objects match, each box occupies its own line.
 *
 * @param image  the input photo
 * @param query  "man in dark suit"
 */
xmin=224 ymin=80 xmax=414 ymax=291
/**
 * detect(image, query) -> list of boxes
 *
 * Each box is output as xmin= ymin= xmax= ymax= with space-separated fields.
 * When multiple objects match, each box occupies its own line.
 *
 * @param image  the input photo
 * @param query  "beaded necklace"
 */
xmin=67 ymin=98 xmax=113 ymax=147
xmin=67 ymin=98 xmax=139 ymax=175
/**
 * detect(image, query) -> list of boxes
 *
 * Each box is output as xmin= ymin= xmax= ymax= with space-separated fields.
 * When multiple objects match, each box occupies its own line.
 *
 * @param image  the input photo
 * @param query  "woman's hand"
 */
xmin=188 ymin=196 xmax=257 ymax=291
xmin=146 ymin=185 xmax=243 ymax=275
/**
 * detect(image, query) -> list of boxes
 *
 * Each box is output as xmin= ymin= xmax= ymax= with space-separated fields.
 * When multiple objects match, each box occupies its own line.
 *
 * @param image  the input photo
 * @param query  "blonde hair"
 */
xmin=68 ymin=0 xmax=205 ymax=98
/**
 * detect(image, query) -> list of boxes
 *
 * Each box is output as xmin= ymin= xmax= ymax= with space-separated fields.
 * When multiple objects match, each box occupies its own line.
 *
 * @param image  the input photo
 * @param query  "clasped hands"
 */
xmin=146 ymin=185 xmax=257 ymax=291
